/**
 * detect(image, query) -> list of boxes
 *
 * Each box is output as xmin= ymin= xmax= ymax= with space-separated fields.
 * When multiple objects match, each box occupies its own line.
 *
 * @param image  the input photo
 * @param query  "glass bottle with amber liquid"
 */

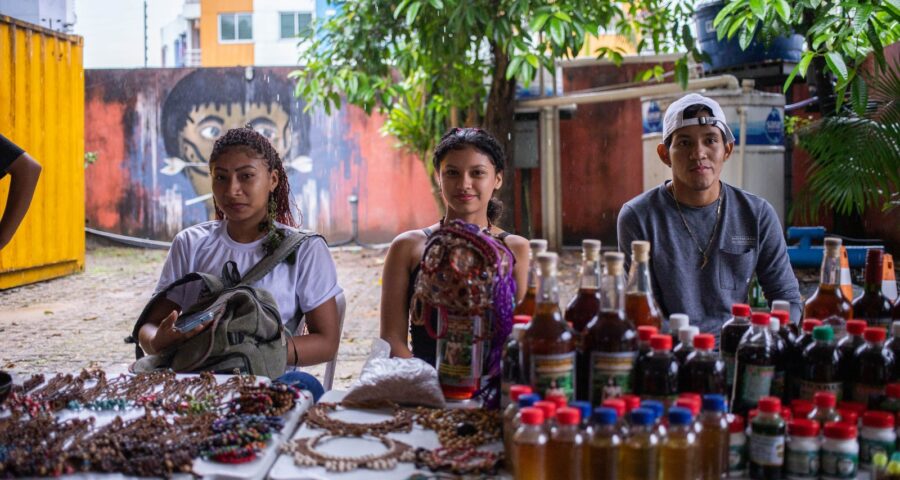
xmin=582 ymin=252 xmax=637 ymax=405
xmin=852 ymin=249 xmax=893 ymax=330
xmin=625 ymin=240 xmax=662 ymax=330
xmin=566 ymin=239 xmax=602 ymax=401
xmin=805 ymin=237 xmax=853 ymax=339
xmin=521 ymin=252 xmax=576 ymax=400
xmin=514 ymin=239 xmax=548 ymax=317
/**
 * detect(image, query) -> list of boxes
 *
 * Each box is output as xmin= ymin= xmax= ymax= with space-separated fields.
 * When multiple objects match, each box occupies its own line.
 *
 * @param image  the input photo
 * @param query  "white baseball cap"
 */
xmin=663 ymin=93 xmax=735 ymax=144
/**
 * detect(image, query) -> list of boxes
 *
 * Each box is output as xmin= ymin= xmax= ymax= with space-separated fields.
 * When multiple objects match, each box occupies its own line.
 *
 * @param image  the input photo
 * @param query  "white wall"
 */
xmin=160 ymin=15 xmax=187 ymax=67
xmin=0 ymin=0 xmax=74 ymax=31
xmin=252 ymin=0 xmax=314 ymax=66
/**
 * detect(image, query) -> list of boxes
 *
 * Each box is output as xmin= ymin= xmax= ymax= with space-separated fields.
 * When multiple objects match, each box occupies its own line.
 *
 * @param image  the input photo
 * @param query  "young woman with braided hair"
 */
xmin=379 ymin=127 xmax=530 ymax=365
xmin=138 ymin=126 xmax=342 ymax=378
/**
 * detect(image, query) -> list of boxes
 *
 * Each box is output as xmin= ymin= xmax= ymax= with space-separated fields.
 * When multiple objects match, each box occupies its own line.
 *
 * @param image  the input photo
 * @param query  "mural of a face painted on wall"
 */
xmin=161 ymin=68 xmax=312 ymax=214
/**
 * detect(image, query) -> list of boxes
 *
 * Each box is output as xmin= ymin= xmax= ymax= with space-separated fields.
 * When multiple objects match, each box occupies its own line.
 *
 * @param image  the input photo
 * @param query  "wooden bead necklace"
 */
xmin=304 ymin=402 xmax=414 ymax=436
xmin=411 ymin=407 xmax=501 ymax=449
xmin=281 ymin=433 xmax=415 ymax=472
xmin=413 ymin=446 xmax=503 ymax=476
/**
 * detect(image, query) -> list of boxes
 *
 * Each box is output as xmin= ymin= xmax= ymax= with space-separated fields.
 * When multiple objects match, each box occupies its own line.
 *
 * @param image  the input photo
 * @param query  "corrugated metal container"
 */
xmin=0 ymin=16 xmax=85 ymax=289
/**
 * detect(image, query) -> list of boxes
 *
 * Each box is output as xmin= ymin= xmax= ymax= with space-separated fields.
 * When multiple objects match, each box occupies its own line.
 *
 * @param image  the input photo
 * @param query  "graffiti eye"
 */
xmin=200 ymin=125 xmax=221 ymax=140
xmin=254 ymin=125 xmax=277 ymax=141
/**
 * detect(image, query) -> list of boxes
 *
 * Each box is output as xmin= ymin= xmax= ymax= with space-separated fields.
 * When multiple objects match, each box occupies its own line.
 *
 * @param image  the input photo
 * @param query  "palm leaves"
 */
xmin=790 ymin=63 xmax=900 ymax=224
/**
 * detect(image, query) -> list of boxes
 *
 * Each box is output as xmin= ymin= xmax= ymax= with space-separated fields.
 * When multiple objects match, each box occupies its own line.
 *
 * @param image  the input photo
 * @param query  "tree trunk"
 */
xmin=483 ymin=41 xmax=518 ymax=232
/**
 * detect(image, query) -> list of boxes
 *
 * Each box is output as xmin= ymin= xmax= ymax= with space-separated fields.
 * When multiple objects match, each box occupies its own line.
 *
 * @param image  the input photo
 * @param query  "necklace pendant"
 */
xmin=700 ymin=255 xmax=709 ymax=270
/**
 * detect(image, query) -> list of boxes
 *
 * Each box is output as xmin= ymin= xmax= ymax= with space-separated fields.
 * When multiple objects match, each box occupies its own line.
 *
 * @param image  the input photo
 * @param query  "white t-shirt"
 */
xmin=154 ymin=221 xmax=343 ymax=325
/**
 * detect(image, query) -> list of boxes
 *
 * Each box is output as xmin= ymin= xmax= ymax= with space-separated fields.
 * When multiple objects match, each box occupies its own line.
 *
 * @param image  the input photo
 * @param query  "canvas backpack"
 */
xmin=126 ymin=229 xmax=318 ymax=378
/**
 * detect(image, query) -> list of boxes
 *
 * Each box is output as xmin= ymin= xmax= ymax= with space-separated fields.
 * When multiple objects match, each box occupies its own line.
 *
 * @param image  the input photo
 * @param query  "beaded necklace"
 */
xmin=281 ymin=433 xmax=416 ymax=472
xmin=304 ymin=402 xmax=414 ymax=436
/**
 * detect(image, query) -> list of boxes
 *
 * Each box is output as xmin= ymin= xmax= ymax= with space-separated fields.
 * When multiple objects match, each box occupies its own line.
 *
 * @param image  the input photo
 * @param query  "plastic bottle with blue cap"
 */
xmin=622 ymin=408 xmax=660 ymax=480
xmin=661 ymin=406 xmax=698 ymax=480
xmin=586 ymin=407 xmax=620 ymax=479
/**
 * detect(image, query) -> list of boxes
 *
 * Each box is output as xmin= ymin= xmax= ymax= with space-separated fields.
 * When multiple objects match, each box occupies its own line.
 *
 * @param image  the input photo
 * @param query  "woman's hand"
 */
xmin=149 ymin=310 xmax=211 ymax=352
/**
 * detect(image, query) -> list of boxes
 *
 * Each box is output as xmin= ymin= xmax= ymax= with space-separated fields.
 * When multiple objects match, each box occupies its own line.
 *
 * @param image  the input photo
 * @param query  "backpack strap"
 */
xmin=239 ymin=229 xmax=320 ymax=286
xmin=125 ymin=271 xmax=225 ymax=359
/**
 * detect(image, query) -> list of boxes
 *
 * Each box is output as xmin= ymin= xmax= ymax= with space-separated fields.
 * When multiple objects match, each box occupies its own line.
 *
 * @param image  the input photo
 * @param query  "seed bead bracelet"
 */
xmin=304 ymin=402 xmax=414 ymax=436
xmin=281 ymin=433 xmax=416 ymax=472
xmin=231 ymin=382 xmax=299 ymax=416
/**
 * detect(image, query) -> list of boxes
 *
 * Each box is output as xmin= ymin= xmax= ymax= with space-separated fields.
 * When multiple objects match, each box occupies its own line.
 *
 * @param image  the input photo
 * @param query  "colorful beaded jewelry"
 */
xmin=281 ymin=433 xmax=416 ymax=472
xmin=413 ymin=446 xmax=503 ymax=476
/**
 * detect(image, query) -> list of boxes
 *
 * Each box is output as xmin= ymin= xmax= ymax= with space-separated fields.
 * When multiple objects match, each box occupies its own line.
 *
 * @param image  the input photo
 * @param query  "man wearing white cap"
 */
xmin=617 ymin=93 xmax=801 ymax=337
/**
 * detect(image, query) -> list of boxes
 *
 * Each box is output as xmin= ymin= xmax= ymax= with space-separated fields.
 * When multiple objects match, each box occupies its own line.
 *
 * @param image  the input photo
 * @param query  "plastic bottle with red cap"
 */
xmin=859 ymin=410 xmax=896 ymax=469
xmin=785 ymin=419 xmax=820 ymax=479
xmin=728 ymin=413 xmax=748 ymax=477
xmin=821 ymin=421 xmax=859 ymax=479
xmin=503 ymin=385 xmax=534 ymax=455
xmin=546 ymin=407 xmax=583 ymax=480
xmin=635 ymin=325 xmax=659 ymax=365
xmin=852 ymin=327 xmax=894 ymax=407
xmin=749 ymin=396 xmax=786 ymax=478
xmin=880 ymin=383 xmax=900 ymax=415
xmin=679 ymin=333 xmax=726 ymax=396
xmin=534 ymin=400 xmax=557 ymax=435
xmin=799 ymin=325 xmax=843 ymax=402
xmin=513 ymin=406 xmax=548 ymax=480
xmin=733 ymin=313 xmax=778 ymax=415
xmin=501 ymin=316 xmax=531 ymax=408
xmin=809 ymin=391 xmax=842 ymax=429
xmin=885 ymin=321 xmax=900 ymax=381
xmin=722 ymin=303 xmax=753 ymax=396
xmin=787 ymin=318 xmax=824 ymax=400
xmin=837 ymin=319 xmax=868 ymax=401
xmin=631 ymin=334 xmax=678 ymax=404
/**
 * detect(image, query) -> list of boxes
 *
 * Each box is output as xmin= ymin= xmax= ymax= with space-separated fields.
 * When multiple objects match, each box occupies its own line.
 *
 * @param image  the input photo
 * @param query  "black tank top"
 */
xmin=407 ymin=227 xmax=510 ymax=367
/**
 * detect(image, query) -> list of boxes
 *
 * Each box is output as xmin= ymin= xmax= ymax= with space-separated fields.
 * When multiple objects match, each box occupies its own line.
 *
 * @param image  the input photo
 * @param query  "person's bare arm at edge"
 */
xmin=0 ymin=152 xmax=41 ymax=250
xmin=379 ymin=230 xmax=427 ymax=359
xmin=289 ymin=297 xmax=340 ymax=366
xmin=502 ymin=234 xmax=531 ymax=303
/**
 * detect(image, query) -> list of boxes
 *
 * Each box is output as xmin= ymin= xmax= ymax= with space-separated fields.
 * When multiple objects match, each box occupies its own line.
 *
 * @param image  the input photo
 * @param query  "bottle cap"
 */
xmin=536 ymin=252 xmax=558 ymax=275
xmin=866 ymin=249 xmax=885 ymax=284
xmin=887 ymin=383 xmax=900 ymax=399
xmin=729 ymin=414 xmax=745 ymax=433
xmin=732 ymin=304 xmax=751 ymax=317
xmin=638 ymin=326 xmax=659 ymax=342
xmin=582 ymin=239 xmax=602 ymax=254
xmin=601 ymin=399 xmax=626 ymax=417
xmin=824 ymin=237 xmax=843 ymax=255
xmin=824 ymin=421 xmax=857 ymax=439
xmin=813 ymin=326 xmax=835 ymax=342
xmin=513 ymin=315 xmax=531 ymax=325
xmin=771 ymin=310 xmax=790 ymax=327
xmin=837 ymin=400 xmax=867 ymax=417
xmin=782 ymin=408 xmax=794 ymax=422
xmin=694 ymin=334 xmax=715 ymax=350
xmin=675 ymin=398 xmax=700 ymax=416
xmin=702 ymin=394 xmax=727 ymax=413
xmin=632 ymin=240 xmax=651 ymax=262
xmin=640 ymin=400 xmax=664 ymax=420
xmin=620 ymin=395 xmax=641 ymax=412
xmin=569 ymin=401 xmax=593 ymax=423
xmin=789 ymin=419 xmax=820 ymax=437
xmin=748 ymin=409 xmax=758 ymax=421
xmin=892 ymin=321 xmax=900 ymax=338
xmin=863 ymin=411 xmax=895 ymax=429
xmin=791 ymin=399 xmax=814 ymax=418
xmin=758 ymin=397 xmax=781 ymax=413
xmin=529 ymin=239 xmax=548 ymax=254
xmin=847 ymin=320 xmax=867 ymax=336
xmin=520 ymin=407 xmax=545 ymax=425
xmin=679 ymin=392 xmax=702 ymax=406
xmin=865 ymin=327 xmax=887 ymax=343
xmin=668 ymin=407 xmax=693 ymax=426
xmin=669 ymin=314 xmax=690 ymax=332
xmin=604 ymin=252 xmax=624 ymax=275
xmin=751 ymin=312 xmax=771 ymax=326
xmin=814 ymin=391 xmax=837 ymax=409
xmin=771 ymin=300 xmax=791 ymax=312
xmin=556 ymin=407 xmax=581 ymax=426
xmin=534 ymin=401 xmax=557 ymax=421
xmin=650 ymin=334 xmax=672 ymax=351
xmin=837 ymin=409 xmax=859 ymax=426
xmin=630 ymin=408 xmax=654 ymax=426
xmin=592 ymin=407 xmax=617 ymax=426
xmin=518 ymin=393 xmax=541 ymax=408
xmin=802 ymin=319 xmax=823 ymax=332
xmin=769 ymin=318 xmax=780 ymax=332
xmin=678 ymin=326 xmax=699 ymax=344
xmin=509 ymin=385 xmax=533 ymax=402
xmin=546 ymin=393 xmax=568 ymax=409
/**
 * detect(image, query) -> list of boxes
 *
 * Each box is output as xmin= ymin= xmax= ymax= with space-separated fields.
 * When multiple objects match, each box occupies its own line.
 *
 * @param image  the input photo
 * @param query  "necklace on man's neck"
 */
xmin=669 ymin=181 xmax=723 ymax=270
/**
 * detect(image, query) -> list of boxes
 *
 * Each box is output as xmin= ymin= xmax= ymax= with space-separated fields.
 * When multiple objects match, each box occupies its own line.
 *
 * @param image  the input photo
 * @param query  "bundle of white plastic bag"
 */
xmin=342 ymin=338 xmax=446 ymax=408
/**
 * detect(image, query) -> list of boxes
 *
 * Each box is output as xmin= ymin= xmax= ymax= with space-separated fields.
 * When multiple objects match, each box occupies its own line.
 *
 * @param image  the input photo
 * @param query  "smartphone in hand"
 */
xmin=173 ymin=309 xmax=216 ymax=333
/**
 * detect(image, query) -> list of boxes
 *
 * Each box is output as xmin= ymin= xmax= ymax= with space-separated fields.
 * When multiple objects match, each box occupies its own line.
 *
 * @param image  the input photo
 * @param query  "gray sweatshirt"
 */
xmin=617 ymin=181 xmax=802 ymax=338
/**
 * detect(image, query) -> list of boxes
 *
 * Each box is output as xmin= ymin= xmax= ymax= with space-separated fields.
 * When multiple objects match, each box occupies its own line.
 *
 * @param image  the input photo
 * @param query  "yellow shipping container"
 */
xmin=0 ymin=15 xmax=85 ymax=289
